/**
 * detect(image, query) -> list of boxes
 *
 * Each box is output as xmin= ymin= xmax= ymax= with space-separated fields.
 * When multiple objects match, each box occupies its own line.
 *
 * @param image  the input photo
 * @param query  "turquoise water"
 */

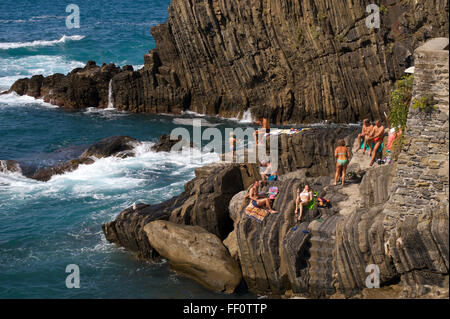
xmin=0 ymin=0 xmax=255 ymax=298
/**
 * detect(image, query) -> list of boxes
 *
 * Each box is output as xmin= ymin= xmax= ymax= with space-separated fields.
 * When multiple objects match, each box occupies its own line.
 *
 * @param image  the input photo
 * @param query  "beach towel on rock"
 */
xmin=245 ymin=204 xmax=269 ymax=222
xmin=305 ymin=192 xmax=319 ymax=210
xmin=359 ymin=138 xmax=384 ymax=153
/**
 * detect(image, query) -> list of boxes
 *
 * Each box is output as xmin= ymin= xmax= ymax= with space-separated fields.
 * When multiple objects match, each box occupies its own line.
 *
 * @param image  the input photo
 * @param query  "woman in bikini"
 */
xmin=334 ymin=139 xmax=350 ymax=186
xmin=294 ymin=184 xmax=313 ymax=221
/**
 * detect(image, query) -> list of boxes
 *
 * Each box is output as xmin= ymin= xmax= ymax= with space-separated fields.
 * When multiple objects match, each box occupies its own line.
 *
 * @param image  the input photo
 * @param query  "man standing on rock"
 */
xmin=357 ymin=119 xmax=373 ymax=155
xmin=369 ymin=120 xmax=385 ymax=166
xmin=253 ymin=117 xmax=270 ymax=145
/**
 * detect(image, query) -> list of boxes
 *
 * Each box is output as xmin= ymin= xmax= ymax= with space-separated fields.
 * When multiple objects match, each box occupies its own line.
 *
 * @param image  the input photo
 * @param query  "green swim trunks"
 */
xmin=337 ymin=159 xmax=348 ymax=166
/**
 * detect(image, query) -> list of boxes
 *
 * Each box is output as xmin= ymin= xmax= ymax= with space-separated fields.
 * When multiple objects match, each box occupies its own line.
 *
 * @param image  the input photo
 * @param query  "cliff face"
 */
xmin=6 ymin=0 xmax=449 ymax=123
xmin=149 ymin=0 xmax=448 ymax=123
xmin=101 ymin=39 xmax=448 ymax=297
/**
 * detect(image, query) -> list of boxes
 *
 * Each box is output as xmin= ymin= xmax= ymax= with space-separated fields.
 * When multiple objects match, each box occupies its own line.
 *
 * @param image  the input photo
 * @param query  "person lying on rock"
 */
xmin=294 ymin=184 xmax=313 ymax=221
xmin=334 ymin=139 xmax=350 ymax=186
xmin=369 ymin=120 xmax=385 ymax=167
xmin=248 ymin=181 xmax=278 ymax=214
xmin=357 ymin=119 xmax=373 ymax=154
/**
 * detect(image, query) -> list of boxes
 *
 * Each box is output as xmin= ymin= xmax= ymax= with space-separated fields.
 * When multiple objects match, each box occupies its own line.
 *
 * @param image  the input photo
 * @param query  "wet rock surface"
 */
xmin=2 ymin=136 xmax=141 ymax=182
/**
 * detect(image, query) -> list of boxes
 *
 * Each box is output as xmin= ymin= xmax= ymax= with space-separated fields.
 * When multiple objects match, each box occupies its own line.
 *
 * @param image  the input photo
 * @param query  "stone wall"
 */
xmin=384 ymin=38 xmax=449 ymax=234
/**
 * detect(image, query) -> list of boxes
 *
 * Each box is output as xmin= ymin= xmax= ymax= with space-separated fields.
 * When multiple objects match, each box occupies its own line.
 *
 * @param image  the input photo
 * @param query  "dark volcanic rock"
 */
xmin=8 ymin=1 xmax=449 ymax=123
xmin=23 ymin=136 xmax=140 ymax=182
xmin=150 ymin=134 xmax=193 ymax=153
xmin=80 ymin=136 xmax=139 ymax=159
xmin=102 ymin=202 xmax=181 ymax=260
xmin=9 ymin=62 xmax=123 ymax=109
xmin=0 ymin=160 xmax=21 ymax=173
xmin=30 ymin=158 xmax=95 ymax=182
xmin=274 ymin=126 xmax=359 ymax=176
xmin=102 ymin=163 xmax=260 ymax=260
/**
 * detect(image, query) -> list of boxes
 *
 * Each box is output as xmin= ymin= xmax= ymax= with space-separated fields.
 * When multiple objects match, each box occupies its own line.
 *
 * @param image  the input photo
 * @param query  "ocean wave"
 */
xmin=0 ymin=141 xmax=219 ymax=203
xmin=0 ymin=92 xmax=57 ymax=108
xmin=0 ymin=55 xmax=85 ymax=88
xmin=0 ymin=35 xmax=85 ymax=50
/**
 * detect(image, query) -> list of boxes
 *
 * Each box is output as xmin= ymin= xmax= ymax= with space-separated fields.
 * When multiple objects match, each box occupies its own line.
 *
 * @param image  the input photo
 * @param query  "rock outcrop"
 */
xmin=0 ymin=136 xmax=140 ymax=182
xmin=100 ymin=36 xmax=448 ymax=298
xmin=274 ymin=126 xmax=358 ymax=176
xmin=7 ymin=62 xmax=124 ymax=109
xmin=0 ymin=160 xmax=21 ymax=174
xmin=150 ymin=134 xmax=193 ymax=153
xmin=144 ymin=220 xmax=242 ymax=293
xmin=102 ymin=162 xmax=261 ymax=260
xmin=7 ymin=1 xmax=449 ymax=123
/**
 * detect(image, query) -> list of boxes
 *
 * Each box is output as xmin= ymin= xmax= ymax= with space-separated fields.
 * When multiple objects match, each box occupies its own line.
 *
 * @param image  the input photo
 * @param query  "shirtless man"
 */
xmin=248 ymin=181 xmax=277 ymax=213
xmin=262 ymin=117 xmax=270 ymax=134
xmin=358 ymin=119 xmax=373 ymax=154
xmin=229 ymin=132 xmax=237 ymax=162
xmin=253 ymin=117 xmax=270 ymax=144
xmin=369 ymin=120 xmax=385 ymax=166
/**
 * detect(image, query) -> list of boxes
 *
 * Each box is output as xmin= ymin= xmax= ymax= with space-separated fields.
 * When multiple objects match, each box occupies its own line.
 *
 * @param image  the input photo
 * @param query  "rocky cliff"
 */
xmin=101 ymin=39 xmax=448 ymax=298
xmin=5 ymin=0 xmax=449 ymax=123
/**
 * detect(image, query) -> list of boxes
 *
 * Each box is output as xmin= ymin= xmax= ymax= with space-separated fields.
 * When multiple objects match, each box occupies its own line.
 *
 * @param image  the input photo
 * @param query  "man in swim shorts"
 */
xmin=369 ymin=120 xmax=385 ymax=166
xmin=248 ymin=181 xmax=277 ymax=214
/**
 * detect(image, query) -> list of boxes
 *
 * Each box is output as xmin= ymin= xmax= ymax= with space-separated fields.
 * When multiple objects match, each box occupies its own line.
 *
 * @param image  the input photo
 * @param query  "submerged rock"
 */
xmin=0 ymin=160 xmax=21 ymax=173
xmin=80 ymin=136 xmax=139 ymax=159
xmin=144 ymin=220 xmax=242 ymax=293
xmin=24 ymin=136 xmax=140 ymax=182
xmin=150 ymin=134 xmax=193 ymax=153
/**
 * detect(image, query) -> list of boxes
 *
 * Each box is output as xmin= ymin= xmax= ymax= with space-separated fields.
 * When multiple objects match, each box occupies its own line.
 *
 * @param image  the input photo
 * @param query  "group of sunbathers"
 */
xmin=357 ymin=119 xmax=386 ymax=166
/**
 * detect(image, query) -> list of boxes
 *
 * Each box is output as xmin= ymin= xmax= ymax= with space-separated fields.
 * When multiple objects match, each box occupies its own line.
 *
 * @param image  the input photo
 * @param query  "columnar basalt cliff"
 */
xmin=5 ymin=1 xmax=449 ymax=123
xmin=102 ymin=39 xmax=448 ymax=298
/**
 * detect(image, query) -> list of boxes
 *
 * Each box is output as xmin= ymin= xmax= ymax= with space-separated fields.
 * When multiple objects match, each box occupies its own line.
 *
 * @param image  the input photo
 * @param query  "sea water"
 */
xmin=0 ymin=0 xmax=255 ymax=298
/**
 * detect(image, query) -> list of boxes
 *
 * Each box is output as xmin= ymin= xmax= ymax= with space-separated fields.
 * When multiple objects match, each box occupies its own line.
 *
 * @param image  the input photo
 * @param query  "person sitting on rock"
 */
xmin=369 ymin=120 xmax=385 ymax=166
xmin=357 ymin=119 xmax=373 ymax=154
xmin=261 ymin=162 xmax=278 ymax=182
xmin=248 ymin=181 xmax=277 ymax=214
xmin=334 ymin=139 xmax=350 ymax=186
xmin=294 ymin=184 xmax=313 ymax=221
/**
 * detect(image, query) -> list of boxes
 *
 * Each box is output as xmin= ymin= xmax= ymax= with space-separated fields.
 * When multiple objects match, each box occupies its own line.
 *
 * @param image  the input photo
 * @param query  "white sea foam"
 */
xmin=0 ymin=55 xmax=85 ymax=88
xmin=172 ymin=117 xmax=219 ymax=127
xmin=0 ymin=35 xmax=85 ymax=50
xmin=0 ymin=92 xmax=57 ymax=108
xmin=0 ymin=141 xmax=219 ymax=204
xmin=239 ymin=109 xmax=253 ymax=123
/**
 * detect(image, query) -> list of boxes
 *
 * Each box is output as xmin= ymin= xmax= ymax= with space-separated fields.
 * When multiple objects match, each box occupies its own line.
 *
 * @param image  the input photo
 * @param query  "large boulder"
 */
xmin=144 ymin=220 xmax=242 ymax=294
xmin=103 ymin=163 xmax=260 ymax=258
